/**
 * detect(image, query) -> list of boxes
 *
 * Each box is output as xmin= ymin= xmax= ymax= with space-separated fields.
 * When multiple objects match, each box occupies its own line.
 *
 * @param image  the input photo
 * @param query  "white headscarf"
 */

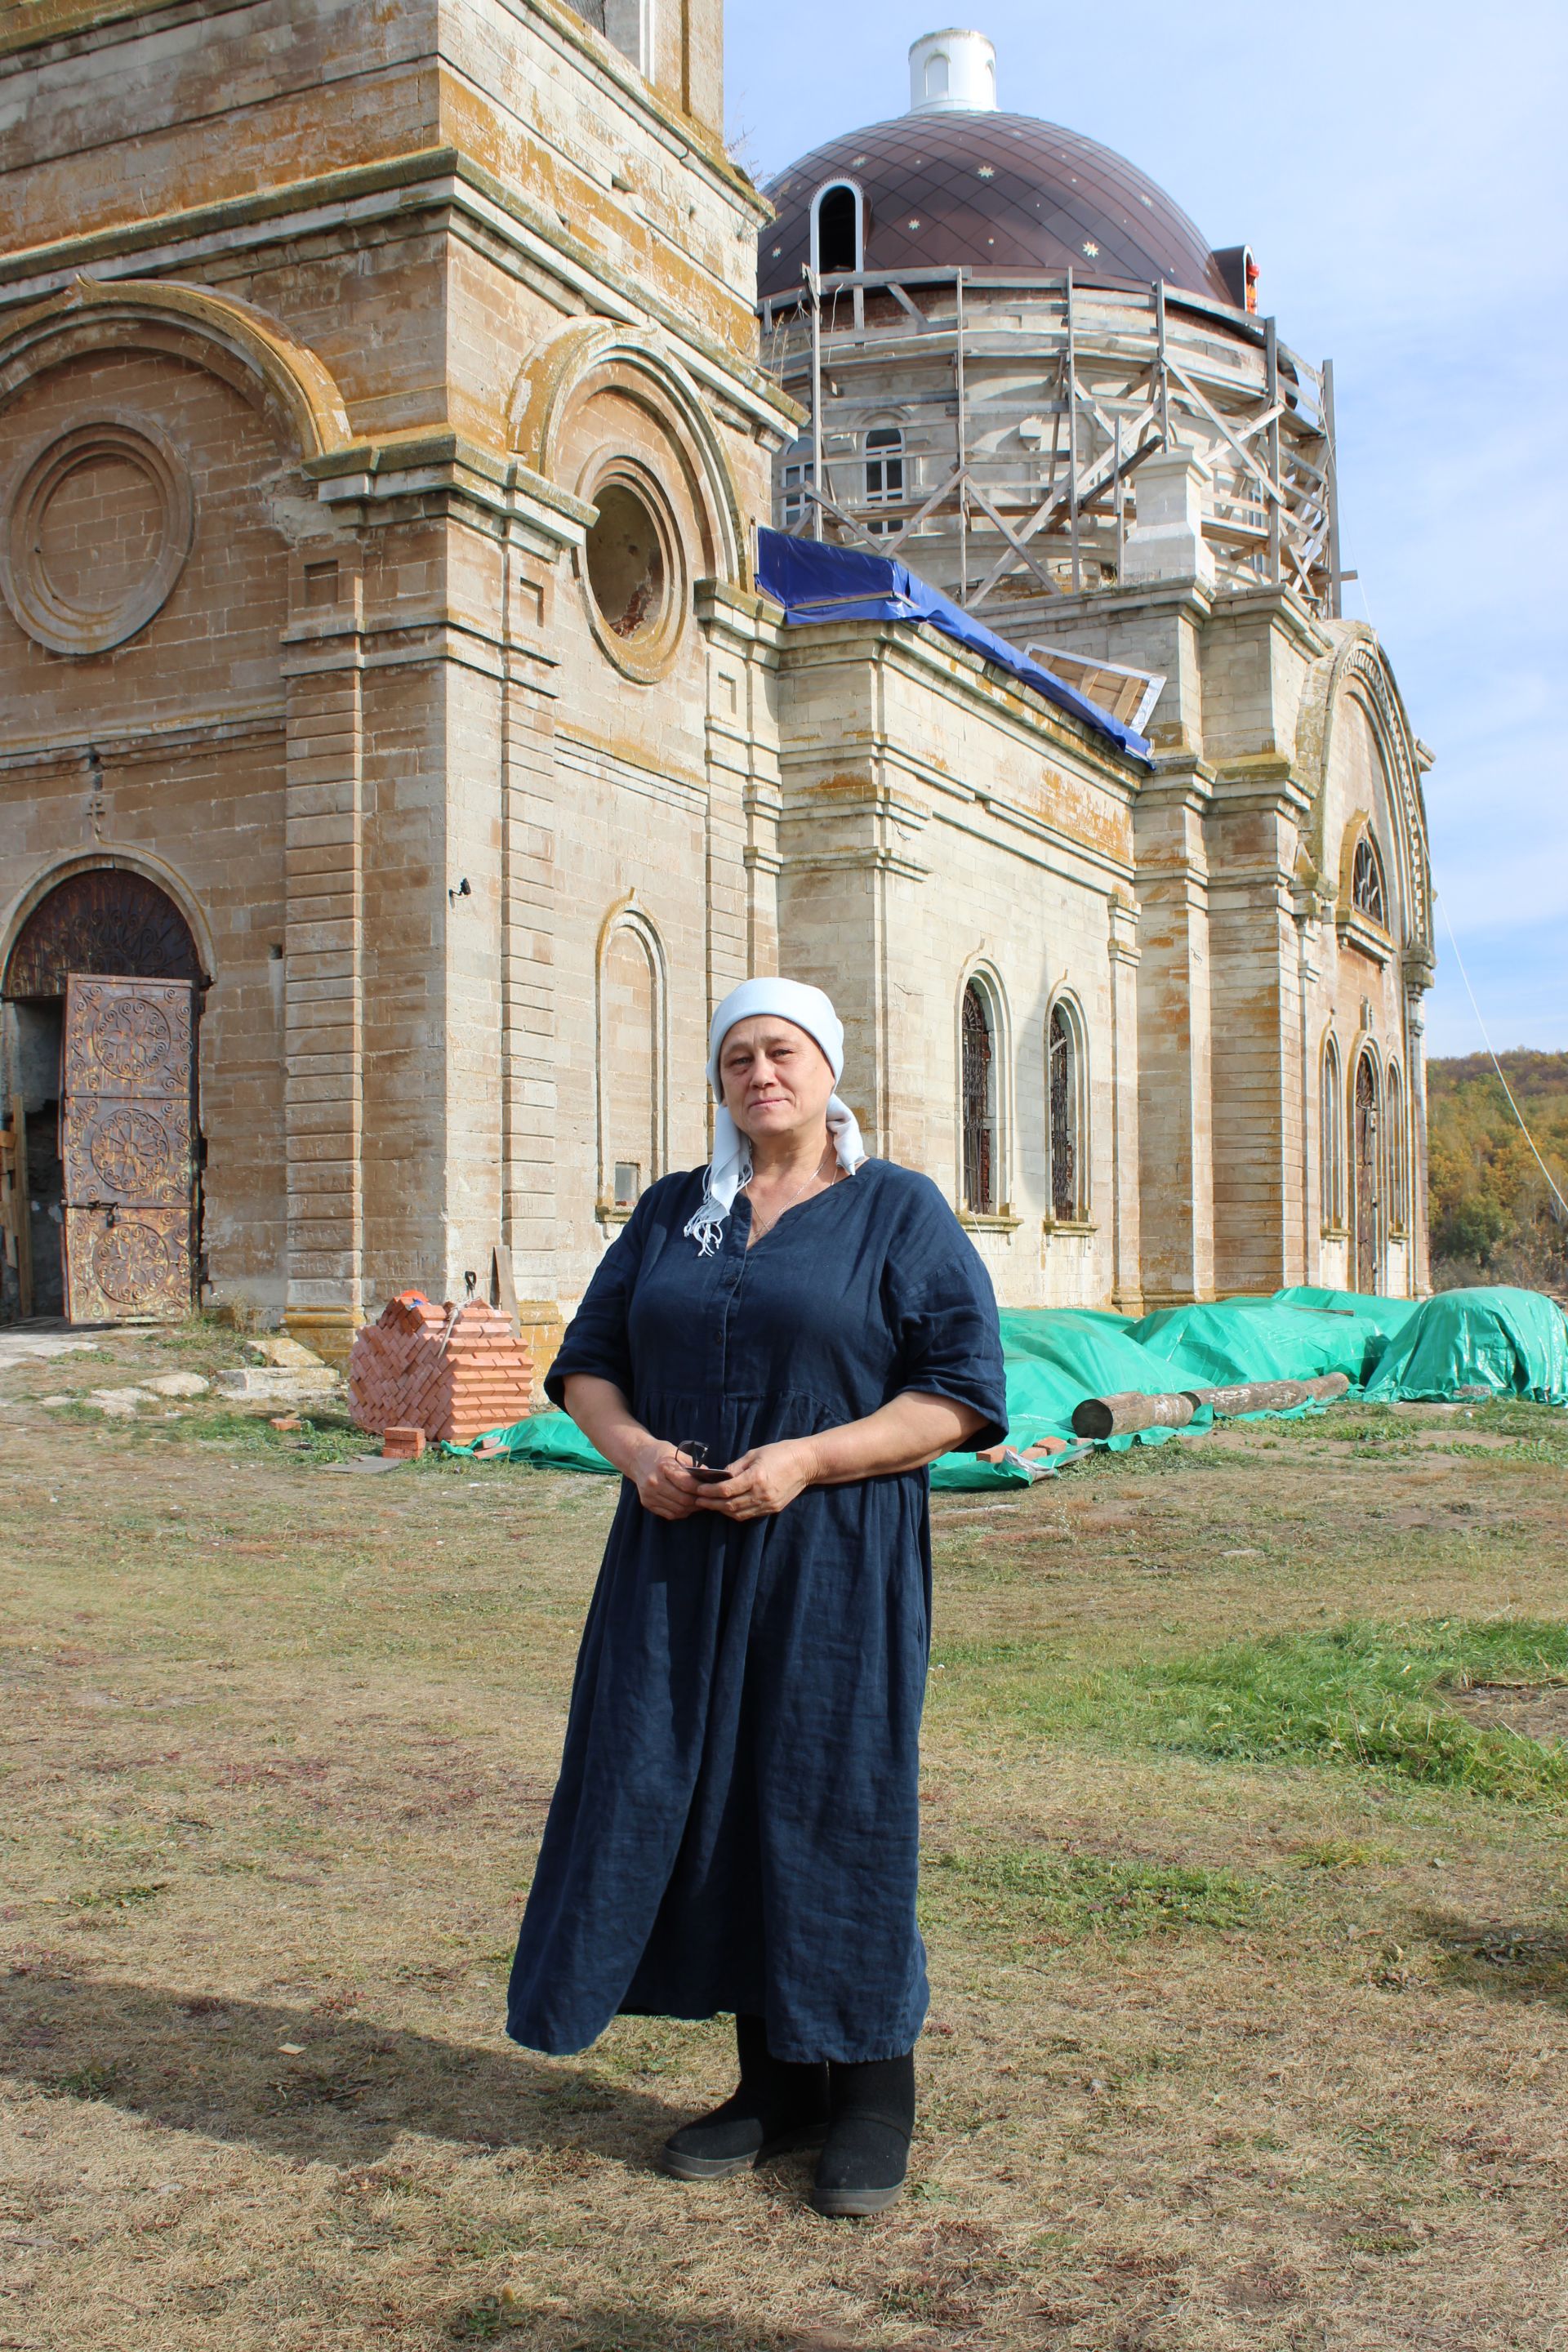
xmin=683 ymin=978 xmax=867 ymax=1255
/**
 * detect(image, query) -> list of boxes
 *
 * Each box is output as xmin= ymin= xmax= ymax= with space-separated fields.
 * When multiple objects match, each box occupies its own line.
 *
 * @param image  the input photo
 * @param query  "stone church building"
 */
xmin=0 ymin=2 xmax=1432 ymax=1356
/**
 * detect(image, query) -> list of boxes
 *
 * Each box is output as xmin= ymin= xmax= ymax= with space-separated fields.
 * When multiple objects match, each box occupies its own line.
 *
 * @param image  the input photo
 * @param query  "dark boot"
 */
xmin=657 ymin=2013 xmax=830 ymax=2181
xmin=810 ymin=2050 xmax=915 ymax=2217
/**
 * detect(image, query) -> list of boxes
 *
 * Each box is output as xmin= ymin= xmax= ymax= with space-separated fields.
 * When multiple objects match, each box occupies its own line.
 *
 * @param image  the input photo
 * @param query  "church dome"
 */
xmin=760 ymin=106 xmax=1231 ymax=309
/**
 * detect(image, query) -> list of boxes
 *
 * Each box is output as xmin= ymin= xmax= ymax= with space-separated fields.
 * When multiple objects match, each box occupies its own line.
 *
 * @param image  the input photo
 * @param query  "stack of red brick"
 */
xmin=349 ymin=1293 xmax=534 ymax=1447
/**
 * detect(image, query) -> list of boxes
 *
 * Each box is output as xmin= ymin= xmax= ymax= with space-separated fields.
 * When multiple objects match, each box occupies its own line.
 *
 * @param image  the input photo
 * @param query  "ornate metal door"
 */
xmin=61 ymin=975 xmax=195 ymax=1322
xmin=1353 ymin=1054 xmax=1380 ymax=1296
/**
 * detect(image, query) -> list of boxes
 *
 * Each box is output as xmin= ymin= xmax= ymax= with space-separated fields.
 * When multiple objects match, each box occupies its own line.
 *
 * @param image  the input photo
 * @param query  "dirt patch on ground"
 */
xmin=2 ymin=1325 xmax=1567 ymax=2349
xmin=1448 ymin=1682 xmax=1568 ymax=1744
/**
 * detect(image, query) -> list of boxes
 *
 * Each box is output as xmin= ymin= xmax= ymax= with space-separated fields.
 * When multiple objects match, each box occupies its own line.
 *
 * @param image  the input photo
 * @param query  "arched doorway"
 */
xmin=2 ymin=869 xmax=203 ymax=1323
xmin=1351 ymin=1051 xmax=1381 ymax=1295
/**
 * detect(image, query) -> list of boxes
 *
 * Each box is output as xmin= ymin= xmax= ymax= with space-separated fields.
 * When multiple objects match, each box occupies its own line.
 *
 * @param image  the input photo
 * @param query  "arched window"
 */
xmin=597 ymin=912 xmax=666 ymax=1217
xmin=1386 ymin=1061 xmax=1406 ymax=1232
xmin=960 ymin=981 xmax=996 ymax=1214
xmin=1352 ymin=834 xmax=1386 ymax=926
xmin=864 ymin=425 xmax=904 ymax=534
xmin=924 ymin=48 xmax=950 ymax=102
xmin=778 ymin=434 xmax=811 ymax=532
xmin=1047 ymin=1002 xmax=1085 ymax=1221
xmin=1352 ymin=1051 xmax=1381 ymax=1292
xmin=1321 ymin=1035 xmax=1343 ymax=1228
xmin=811 ymin=181 xmax=862 ymax=279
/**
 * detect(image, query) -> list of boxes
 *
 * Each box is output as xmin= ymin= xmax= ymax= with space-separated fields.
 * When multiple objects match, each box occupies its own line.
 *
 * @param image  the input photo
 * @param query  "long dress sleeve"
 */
xmin=882 ymin=1177 xmax=1009 ymax=1452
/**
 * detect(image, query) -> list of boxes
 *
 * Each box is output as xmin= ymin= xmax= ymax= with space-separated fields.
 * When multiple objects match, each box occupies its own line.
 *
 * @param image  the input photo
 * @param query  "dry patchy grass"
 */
xmin=2 ymin=1324 xmax=1567 ymax=2348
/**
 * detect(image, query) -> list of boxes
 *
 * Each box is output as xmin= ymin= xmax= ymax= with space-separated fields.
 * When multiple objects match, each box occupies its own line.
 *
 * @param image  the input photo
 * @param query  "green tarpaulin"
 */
xmin=445 ymin=1309 xmax=1216 ymax=1486
xmin=1272 ymin=1285 xmax=1426 ymax=1339
xmin=1362 ymin=1285 xmax=1568 ymax=1405
xmin=441 ymin=1283 xmax=1568 ymax=1478
xmin=1131 ymin=1294 xmax=1395 ymax=1389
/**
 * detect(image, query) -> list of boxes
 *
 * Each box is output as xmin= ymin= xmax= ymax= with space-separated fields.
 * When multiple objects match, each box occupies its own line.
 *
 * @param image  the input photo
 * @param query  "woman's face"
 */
xmin=718 ymin=1016 xmax=835 ymax=1146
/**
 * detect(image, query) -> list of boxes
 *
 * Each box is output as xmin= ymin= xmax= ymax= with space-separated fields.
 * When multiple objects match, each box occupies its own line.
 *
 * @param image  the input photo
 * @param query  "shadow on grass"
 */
xmin=0 ymin=1969 xmax=689 ymax=2166
xmin=1422 ymin=1911 xmax=1568 ymax=2010
xmin=448 ymin=2309 xmax=866 ymax=2350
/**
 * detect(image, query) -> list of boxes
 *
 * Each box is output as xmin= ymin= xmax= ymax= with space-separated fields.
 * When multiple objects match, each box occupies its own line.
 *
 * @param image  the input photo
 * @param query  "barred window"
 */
xmin=1321 ymin=1036 xmax=1343 ymax=1227
xmin=1352 ymin=835 xmax=1386 ymax=926
xmin=865 ymin=425 xmax=905 ymax=536
xmin=1048 ymin=1004 xmax=1080 ymax=1219
xmin=1386 ymin=1062 xmax=1406 ymax=1230
xmin=779 ymin=438 xmax=811 ymax=532
xmin=961 ymin=983 xmax=996 ymax=1214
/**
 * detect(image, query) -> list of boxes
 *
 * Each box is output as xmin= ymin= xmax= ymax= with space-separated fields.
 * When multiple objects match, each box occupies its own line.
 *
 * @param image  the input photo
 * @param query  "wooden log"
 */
xmin=1181 ymin=1372 xmax=1351 ymax=1416
xmin=1071 ymin=1389 xmax=1196 ymax=1440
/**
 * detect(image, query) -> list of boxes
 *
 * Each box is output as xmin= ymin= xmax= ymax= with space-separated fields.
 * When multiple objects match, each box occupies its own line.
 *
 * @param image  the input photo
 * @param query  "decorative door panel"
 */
xmin=64 ymin=1207 xmax=194 ymax=1322
xmin=63 ymin=1094 xmax=192 ymax=1207
xmin=63 ymin=975 xmax=194 ymax=1099
xmin=62 ymin=975 xmax=195 ymax=1323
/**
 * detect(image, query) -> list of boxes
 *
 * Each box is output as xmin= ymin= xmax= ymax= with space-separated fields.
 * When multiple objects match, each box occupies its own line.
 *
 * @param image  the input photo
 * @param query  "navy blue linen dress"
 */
xmin=506 ymin=1157 xmax=1007 ymax=2066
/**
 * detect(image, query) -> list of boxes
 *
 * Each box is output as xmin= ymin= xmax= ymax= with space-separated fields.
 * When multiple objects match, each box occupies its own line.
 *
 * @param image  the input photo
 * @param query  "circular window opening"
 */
xmin=586 ymin=483 xmax=667 ymax=642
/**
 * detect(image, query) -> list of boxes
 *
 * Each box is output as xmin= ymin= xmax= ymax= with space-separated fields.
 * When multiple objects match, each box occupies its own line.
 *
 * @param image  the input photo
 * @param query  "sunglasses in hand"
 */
xmin=675 ymin=1440 xmax=733 ymax=1486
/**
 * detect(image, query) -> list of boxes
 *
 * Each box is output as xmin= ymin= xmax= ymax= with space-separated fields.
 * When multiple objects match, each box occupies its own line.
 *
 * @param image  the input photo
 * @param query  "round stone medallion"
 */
xmin=1 ymin=419 xmax=194 ymax=656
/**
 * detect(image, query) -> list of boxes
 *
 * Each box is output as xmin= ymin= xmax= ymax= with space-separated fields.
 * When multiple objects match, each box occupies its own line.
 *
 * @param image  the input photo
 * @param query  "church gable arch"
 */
xmin=1296 ymin=631 xmax=1431 ymax=956
xmin=0 ymin=277 xmax=351 ymax=465
xmin=508 ymin=322 xmax=746 ymax=594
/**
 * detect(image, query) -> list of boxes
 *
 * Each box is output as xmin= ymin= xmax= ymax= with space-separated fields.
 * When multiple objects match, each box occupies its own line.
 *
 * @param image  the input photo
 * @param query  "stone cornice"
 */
xmin=0 ymin=0 xmax=768 ymax=225
xmin=1140 ymin=751 xmax=1216 ymax=809
xmin=1210 ymin=752 xmax=1314 ymax=818
xmin=771 ymin=612 xmax=1146 ymax=795
xmin=0 ymin=0 xmax=226 ymax=61
xmin=0 ymin=702 xmax=283 ymax=773
xmin=305 ymin=430 xmax=597 ymax=555
xmin=0 ymin=146 xmax=796 ymax=436
xmin=1203 ymin=580 xmax=1333 ymax=659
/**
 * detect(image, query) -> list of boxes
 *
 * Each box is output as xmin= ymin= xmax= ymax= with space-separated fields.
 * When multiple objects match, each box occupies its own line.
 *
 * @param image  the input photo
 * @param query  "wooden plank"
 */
xmin=490 ymin=1241 xmax=520 ymax=1336
xmin=5 ymin=1095 xmax=32 ymax=1321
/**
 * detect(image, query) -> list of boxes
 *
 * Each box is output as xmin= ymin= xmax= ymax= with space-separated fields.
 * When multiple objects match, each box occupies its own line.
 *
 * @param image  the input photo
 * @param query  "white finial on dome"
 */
xmin=908 ymin=29 xmax=997 ymax=114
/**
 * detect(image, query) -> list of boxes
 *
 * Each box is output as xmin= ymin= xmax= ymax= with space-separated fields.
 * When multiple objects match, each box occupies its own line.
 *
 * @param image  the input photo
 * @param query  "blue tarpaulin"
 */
xmin=754 ymin=527 xmax=1153 ymax=762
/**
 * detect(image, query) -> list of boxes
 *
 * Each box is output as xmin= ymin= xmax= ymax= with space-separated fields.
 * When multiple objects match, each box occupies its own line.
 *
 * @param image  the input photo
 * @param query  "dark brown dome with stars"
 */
xmin=759 ymin=111 xmax=1231 ymax=305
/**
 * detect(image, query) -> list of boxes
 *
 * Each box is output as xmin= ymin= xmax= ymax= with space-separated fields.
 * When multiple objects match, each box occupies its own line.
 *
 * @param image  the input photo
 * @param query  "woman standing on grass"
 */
xmin=506 ymin=977 xmax=1005 ymax=2216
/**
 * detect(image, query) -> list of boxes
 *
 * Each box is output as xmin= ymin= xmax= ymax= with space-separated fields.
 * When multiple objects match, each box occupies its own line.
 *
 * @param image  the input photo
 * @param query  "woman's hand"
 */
xmin=627 ymin=1436 xmax=706 ymax=1521
xmin=693 ymin=1438 xmax=822 ymax=1521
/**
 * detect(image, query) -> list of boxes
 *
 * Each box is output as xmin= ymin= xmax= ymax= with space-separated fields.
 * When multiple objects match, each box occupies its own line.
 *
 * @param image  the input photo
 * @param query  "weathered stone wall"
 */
xmin=0 ymin=341 xmax=293 ymax=1304
xmin=775 ymin=621 xmax=1142 ymax=1309
xmin=0 ymin=0 xmax=795 ymax=1348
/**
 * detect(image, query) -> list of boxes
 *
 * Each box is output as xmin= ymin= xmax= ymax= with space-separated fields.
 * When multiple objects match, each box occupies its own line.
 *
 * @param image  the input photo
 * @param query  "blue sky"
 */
xmin=725 ymin=0 xmax=1568 ymax=1057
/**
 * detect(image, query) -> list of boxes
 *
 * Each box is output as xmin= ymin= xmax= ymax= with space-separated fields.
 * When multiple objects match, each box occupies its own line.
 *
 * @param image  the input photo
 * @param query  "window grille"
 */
xmin=1352 ymin=835 xmax=1386 ymax=926
xmin=1353 ymin=1053 xmax=1380 ymax=1290
xmin=961 ymin=983 xmax=996 ymax=1214
xmin=613 ymin=1161 xmax=641 ymax=1209
xmin=1321 ymin=1038 xmax=1343 ymax=1226
xmin=864 ymin=425 xmax=905 ymax=536
xmin=1048 ymin=1006 xmax=1078 ymax=1219
xmin=1385 ymin=1064 xmax=1406 ymax=1230
xmin=780 ymin=439 xmax=811 ymax=531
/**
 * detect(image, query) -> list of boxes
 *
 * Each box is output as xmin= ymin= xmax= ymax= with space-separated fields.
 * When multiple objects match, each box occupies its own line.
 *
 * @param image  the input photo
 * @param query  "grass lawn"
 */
xmin=3 ymin=1320 xmax=1568 ymax=2350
